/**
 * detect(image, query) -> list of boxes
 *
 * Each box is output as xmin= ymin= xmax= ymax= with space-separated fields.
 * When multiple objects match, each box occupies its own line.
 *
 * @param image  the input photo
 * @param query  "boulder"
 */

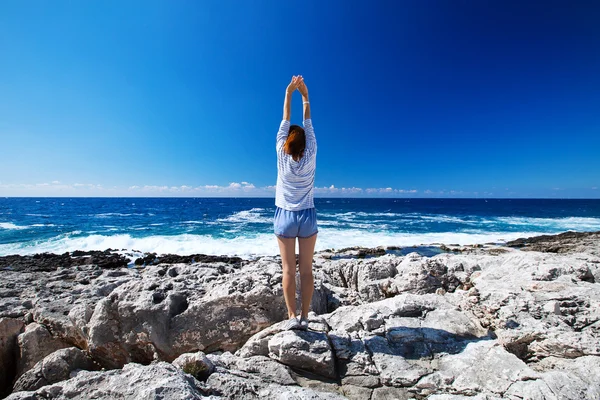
xmin=16 ymin=323 xmax=70 ymax=377
xmin=172 ymin=351 xmax=215 ymax=381
xmin=13 ymin=347 xmax=99 ymax=392
xmin=268 ymin=330 xmax=336 ymax=379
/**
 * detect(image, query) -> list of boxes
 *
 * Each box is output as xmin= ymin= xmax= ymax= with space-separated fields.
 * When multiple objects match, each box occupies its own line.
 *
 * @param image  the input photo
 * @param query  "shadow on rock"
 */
xmin=361 ymin=325 xmax=496 ymax=360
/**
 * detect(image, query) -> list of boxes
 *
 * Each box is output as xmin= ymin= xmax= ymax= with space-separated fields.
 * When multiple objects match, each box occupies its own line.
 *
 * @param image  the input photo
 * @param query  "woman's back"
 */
xmin=275 ymin=119 xmax=317 ymax=211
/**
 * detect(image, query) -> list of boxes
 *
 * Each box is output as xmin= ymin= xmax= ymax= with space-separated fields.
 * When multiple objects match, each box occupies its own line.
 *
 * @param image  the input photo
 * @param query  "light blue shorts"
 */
xmin=274 ymin=207 xmax=318 ymax=239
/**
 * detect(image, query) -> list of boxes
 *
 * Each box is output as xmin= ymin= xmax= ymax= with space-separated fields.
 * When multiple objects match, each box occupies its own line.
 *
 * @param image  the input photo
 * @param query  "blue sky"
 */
xmin=1 ymin=1 xmax=599 ymax=198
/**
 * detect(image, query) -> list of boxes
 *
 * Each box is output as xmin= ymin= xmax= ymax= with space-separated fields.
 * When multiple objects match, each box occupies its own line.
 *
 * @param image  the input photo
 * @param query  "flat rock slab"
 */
xmin=6 ymin=362 xmax=213 ymax=400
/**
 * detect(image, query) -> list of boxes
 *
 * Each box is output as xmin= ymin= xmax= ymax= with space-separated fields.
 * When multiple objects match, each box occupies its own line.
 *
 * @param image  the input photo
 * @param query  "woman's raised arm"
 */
xmin=298 ymin=77 xmax=311 ymax=120
xmin=283 ymin=76 xmax=301 ymax=121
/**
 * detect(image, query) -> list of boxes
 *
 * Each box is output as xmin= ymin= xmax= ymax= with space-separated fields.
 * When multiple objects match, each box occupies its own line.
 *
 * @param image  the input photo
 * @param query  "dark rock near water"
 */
xmin=507 ymin=230 xmax=600 ymax=254
xmin=0 ymin=251 xmax=130 ymax=273
xmin=152 ymin=253 xmax=244 ymax=266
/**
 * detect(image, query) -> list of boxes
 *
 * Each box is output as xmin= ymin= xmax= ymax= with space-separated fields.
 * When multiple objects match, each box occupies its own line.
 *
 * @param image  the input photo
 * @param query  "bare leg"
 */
xmin=298 ymin=234 xmax=317 ymax=318
xmin=277 ymin=236 xmax=297 ymax=318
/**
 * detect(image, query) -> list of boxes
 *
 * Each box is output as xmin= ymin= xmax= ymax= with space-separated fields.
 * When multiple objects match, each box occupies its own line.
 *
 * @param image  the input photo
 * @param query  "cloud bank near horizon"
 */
xmin=0 ymin=181 xmax=597 ymax=198
xmin=0 ymin=181 xmax=429 ymax=197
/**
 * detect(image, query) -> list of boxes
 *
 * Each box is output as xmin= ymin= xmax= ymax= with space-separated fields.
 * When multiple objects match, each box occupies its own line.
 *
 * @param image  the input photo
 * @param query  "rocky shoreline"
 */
xmin=1 ymin=231 xmax=599 ymax=399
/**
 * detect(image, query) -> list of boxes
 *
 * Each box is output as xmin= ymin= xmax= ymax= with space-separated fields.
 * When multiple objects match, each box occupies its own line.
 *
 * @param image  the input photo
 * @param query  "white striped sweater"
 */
xmin=275 ymin=119 xmax=317 ymax=211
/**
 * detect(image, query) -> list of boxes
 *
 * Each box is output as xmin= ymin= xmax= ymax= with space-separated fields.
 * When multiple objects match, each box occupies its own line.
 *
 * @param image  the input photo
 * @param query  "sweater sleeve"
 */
xmin=276 ymin=120 xmax=291 ymax=152
xmin=303 ymin=119 xmax=317 ymax=155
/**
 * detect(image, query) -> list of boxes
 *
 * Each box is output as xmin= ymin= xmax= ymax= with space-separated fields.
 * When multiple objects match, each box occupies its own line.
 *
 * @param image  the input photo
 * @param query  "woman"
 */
xmin=274 ymin=75 xmax=317 ymax=330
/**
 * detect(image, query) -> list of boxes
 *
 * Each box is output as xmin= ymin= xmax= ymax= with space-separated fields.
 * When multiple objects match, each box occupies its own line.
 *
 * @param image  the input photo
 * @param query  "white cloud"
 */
xmin=0 ymin=181 xmax=521 ymax=198
xmin=0 ymin=182 xmax=109 ymax=196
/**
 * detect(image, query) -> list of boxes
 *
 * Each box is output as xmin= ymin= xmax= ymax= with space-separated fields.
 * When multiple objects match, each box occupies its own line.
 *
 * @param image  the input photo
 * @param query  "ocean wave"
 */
xmin=323 ymin=211 xmax=402 ymax=219
xmin=0 ymin=222 xmax=55 ymax=230
xmin=418 ymin=215 xmax=479 ymax=224
xmin=314 ymin=229 xmax=543 ymax=250
xmin=0 ymin=229 xmax=546 ymax=258
xmin=93 ymin=213 xmax=146 ymax=218
xmin=0 ymin=233 xmax=280 ymax=257
xmin=0 ymin=222 xmax=28 ymax=230
xmin=218 ymin=210 xmax=271 ymax=224
xmin=496 ymin=216 xmax=600 ymax=230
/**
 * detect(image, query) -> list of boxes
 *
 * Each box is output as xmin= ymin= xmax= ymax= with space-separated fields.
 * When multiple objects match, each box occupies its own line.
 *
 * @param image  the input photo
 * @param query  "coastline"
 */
xmin=2 ymin=230 xmax=600 ymax=268
xmin=1 ymin=229 xmax=599 ymax=399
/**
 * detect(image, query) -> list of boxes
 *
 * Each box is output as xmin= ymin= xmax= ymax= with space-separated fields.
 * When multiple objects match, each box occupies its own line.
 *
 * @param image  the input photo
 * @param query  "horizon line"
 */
xmin=2 ymin=196 xmax=600 ymax=200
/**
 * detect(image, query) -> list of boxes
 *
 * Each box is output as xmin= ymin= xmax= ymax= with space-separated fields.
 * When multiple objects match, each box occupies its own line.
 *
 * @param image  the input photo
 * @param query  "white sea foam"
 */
xmin=218 ymin=210 xmax=271 ymax=224
xmin=419 ymin=215 xmax=479 ymax=224
xmin=497 ymin=216 xmax=600 ymax=230
xmin=0 ymin=233 xmax=278 ymax=257
xmin=94 ymin=213 xmax=145 ymax=218
xmin=0 ymin=229 xmax=547 ymax=258
xmin=0 ymin=222 xmax=28 ymax=230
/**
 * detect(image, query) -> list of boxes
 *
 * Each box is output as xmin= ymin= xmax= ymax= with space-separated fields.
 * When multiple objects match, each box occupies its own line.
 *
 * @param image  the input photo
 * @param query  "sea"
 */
xmin=1 ymin=197 xmax=599 ymax=258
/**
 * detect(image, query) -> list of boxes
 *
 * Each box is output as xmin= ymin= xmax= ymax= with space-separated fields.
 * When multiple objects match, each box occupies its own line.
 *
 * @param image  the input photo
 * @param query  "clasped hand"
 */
xmin=286 ymin=75 xmax=308 ymax=97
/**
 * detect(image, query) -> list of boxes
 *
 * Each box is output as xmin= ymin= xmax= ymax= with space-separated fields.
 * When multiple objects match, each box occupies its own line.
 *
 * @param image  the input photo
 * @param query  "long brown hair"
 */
xmin=284 ymin=125 xmax=305 ymax=161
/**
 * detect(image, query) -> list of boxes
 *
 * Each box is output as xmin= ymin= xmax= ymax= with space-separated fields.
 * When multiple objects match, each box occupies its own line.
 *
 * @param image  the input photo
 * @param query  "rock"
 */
xmin=13 ymin=347 xmax=99 ymax=392
xmin=0 ymin=251 xmax=130 ymax=273
xmin=209 ymin=352 xmax=296 ymax=386
xmin=268 ymin=330 xmax=336 ymax=379
xmin=16 ymin=323 xmax=70 ymax=378
xmin=172 ymin=351 xmax=215 ymax=381
xmin=2 ymin=231 xmax=600 ymax=399
xmin=150 ymin=253 xmax=243 ymax=266
xmin=6 ymin=362 xmax=213 ymax=400
xmin=206 ymin=369 xmax=346 ymax=399
xmin=241 ymin=293 xmax=494 ymax=392
xmin=428 ymin=341 xmax=540 ymax=395
xmin=532 ymin=356 xmax=600 ymax=399
xmin=340 ymin=384 xmax=373 ymax=399
xmin=82 ymin=259 xmax=333 ymax=369
xmin=506 ymin=231 xmax=600 ymax=255
xmin=0 ymin=318 xmax=24 ymax=397
xmin=317 ymin=253 xmax=464 ymax=307
xmin=371 ymin=386 xmax=412 ymax=400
